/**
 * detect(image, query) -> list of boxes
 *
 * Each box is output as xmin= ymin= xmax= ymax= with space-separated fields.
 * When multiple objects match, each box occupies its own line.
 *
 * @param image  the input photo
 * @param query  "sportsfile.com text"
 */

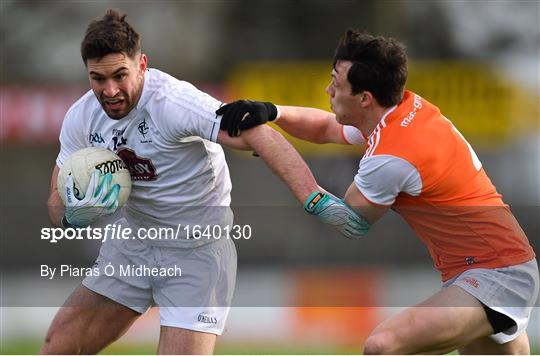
xmin=41 ymin=223 xmax=252 ymax=243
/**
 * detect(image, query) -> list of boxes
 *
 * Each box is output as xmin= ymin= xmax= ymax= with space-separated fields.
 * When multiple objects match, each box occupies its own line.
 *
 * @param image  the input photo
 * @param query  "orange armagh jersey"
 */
xmin=361 ymin=90 xmax=534 ymax=281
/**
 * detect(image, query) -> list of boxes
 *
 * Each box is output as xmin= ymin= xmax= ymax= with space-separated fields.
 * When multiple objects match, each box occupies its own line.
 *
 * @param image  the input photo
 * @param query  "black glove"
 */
xmin=216 ymin=100 xmax=278 ymax=137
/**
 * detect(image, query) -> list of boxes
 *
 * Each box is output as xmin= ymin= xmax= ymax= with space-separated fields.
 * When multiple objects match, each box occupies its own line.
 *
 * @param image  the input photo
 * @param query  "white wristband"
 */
xmin=273 ymin=105 xmax=282 ymax=123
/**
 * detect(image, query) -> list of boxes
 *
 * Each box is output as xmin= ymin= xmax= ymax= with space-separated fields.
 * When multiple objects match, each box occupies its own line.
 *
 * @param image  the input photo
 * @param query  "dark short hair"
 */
xmin=81 ymin=9 xmax=141 ymax=64
xmin=333 ymin=30 xmax=407 ymax=107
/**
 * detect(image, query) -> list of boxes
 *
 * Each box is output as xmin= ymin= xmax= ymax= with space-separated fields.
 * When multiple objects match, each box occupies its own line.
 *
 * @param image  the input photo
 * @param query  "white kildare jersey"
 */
xmin=57 ymin=68 xmax=232 ymax=246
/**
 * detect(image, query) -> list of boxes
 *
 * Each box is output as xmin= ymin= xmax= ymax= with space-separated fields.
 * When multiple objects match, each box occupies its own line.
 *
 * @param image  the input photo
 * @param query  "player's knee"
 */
xmin=40 ymin=322 xmax=83 ymax=354
xmin=363 ymin=331 xmax=399 ymax=355
xmin=40 ymin=331 xmax=78 ymax=354
xmin=503 ymin=334 xmax=531 ymax=355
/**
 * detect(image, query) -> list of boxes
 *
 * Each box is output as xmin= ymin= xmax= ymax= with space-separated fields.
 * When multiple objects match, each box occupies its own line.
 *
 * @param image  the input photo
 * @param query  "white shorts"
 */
xmin=443 ymin=258 xmax=539 ymax=344
xmin=83 ymin=218 xmax=237 ymax=335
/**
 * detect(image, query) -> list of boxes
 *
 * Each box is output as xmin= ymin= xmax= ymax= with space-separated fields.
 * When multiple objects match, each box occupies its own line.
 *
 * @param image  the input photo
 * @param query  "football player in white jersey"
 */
xmin=42 ymin=9 xmax=365 ymax=355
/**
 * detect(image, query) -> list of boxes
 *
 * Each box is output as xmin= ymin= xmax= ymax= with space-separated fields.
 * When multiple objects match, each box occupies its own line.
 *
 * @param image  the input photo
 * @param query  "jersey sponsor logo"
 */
xmin=116 ymin=148 xmax=158 ymax=181
xmin=197 ymin=313 xmax=218 ymax=324
xmin=400 ymin=94 xmax=423 ymax=127
xmin=137 ymin=118 xmax=152 ymax=143
xmin=112 ymin=128 xmax=128 ymax=150
xmin=89 ymin=132 xmax=105 ymax=144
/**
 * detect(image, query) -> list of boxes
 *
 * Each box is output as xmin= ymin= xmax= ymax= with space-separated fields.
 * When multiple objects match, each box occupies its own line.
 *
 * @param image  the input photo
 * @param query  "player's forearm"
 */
xmin=241 ymin=125 xmax=318 ymax=203
xmin=47 ymin=165 xmax=64 ymax=227
xmin=276 ymin=106 xmax=336 ymax=144
xmin=47 ymin=190 xmax=64 ymax=227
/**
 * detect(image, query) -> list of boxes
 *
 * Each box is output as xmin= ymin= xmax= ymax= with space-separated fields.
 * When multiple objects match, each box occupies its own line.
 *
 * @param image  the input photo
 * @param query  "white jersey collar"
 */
xmin=379 ymin=105 xmax=397 ymax=128
xmin=365 ymin=105 xmax=397 ymax=140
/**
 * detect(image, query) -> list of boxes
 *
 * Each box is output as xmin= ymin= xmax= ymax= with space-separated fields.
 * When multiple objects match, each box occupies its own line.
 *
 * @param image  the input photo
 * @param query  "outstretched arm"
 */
xmin=275 ymin=106 xmax=346 ymax=144
xmin=217 ymin=101 xmax=349 ymax=144
xmin=217 ymin=125 xmax=318 ymax=203
xmin=217 ymin=127 xmax=373 ymax=239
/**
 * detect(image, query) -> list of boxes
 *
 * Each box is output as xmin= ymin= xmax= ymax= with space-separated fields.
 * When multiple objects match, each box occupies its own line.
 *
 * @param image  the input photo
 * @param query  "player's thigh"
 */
xmin=364 ymin=285 xmax=493 ymax=354
xmin=459 ymin=331 xmax=530 ymax=355
xmin=157 ymin=326 xmax=217 ymax=355
xmin=40 ymin=284 xmax=141 ymax=354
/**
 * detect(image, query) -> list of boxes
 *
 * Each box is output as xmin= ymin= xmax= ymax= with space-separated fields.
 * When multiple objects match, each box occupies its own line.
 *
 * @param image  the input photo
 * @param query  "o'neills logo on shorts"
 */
xmin=463 ymin=277 xmax=480 ymax=288
xmin=197 ymin=313 xmax=218 ymax=324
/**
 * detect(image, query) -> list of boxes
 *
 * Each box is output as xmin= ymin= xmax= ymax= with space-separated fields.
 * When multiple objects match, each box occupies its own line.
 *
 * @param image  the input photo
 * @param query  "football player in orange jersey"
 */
xmin=218 ymin=30 xmax=538 ymax=354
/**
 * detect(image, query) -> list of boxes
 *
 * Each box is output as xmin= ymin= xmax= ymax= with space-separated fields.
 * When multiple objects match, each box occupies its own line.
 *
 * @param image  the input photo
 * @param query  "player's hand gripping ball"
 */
xmin=57 ymin=147 xmax=132 ymax=227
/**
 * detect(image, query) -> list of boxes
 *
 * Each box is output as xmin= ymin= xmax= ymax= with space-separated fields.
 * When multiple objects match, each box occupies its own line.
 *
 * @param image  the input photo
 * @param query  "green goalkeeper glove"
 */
xmin=304 ymin=192 xmax=371 ymax=239
xmin=62 ymin=170 xmax=120 ymax=228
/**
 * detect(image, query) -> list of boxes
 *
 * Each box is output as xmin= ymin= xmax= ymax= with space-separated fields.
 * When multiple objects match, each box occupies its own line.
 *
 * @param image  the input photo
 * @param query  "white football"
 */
xmin=57 ymin=147 xmax=132 ymax=207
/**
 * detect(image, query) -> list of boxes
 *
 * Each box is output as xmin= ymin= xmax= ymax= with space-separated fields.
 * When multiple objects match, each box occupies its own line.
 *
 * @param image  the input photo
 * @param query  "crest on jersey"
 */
xmin=116 ymin=148 xmax=158 ymax=181
xmin=138 ymin=118 xmax=152 ymax=143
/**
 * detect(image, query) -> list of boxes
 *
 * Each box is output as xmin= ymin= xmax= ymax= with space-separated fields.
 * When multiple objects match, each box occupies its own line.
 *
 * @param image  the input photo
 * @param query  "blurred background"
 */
xmin=1 ymin=0 xmax=539 ymax=354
